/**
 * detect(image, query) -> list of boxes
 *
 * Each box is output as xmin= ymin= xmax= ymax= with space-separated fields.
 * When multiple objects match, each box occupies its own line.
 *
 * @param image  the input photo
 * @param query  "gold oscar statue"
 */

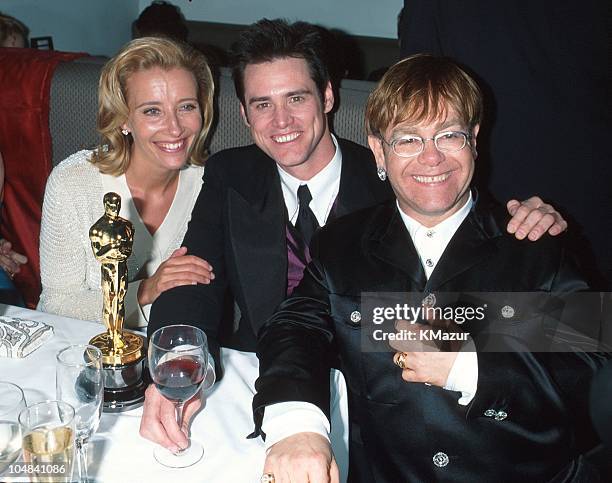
xmin=89 ymin=193 xmax=146 ymax=411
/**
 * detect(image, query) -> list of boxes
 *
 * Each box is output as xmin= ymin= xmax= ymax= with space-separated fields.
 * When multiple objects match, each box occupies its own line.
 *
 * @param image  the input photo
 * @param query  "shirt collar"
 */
xmin=277 ymin=134 xmax=342 ymax=226
xmin=397 ymin=192 xmax=473 ymax=278
xmin=398 ymin=191 xmax=473 ymax=243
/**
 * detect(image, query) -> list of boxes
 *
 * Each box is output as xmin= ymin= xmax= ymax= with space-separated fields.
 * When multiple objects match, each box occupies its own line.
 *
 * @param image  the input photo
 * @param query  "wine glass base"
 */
xmin=153 ymin=441 xmax=204 ymax=468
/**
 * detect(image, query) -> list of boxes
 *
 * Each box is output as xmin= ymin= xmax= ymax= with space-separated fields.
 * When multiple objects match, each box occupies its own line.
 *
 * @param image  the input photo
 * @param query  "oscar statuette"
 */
xmin=89 ymin=192 xmax=146 ymax=412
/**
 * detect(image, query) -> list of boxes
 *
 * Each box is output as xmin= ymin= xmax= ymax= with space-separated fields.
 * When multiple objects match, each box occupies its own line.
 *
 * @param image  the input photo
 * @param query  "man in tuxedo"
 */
xmin=141 ymin=20 xmax=566 ymax=453
xmin=253 ymin=54 xmax=607 ymax=482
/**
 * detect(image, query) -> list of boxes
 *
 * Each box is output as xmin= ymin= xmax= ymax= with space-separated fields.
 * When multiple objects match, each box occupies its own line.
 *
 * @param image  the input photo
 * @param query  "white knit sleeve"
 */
xmin=37 ymin=162 xmax=103 ymax=322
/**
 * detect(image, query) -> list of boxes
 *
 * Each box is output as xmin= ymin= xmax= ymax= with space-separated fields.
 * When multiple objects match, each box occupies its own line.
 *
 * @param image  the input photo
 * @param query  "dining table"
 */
xmin=0 ymin=304 xmax=349 ymax=482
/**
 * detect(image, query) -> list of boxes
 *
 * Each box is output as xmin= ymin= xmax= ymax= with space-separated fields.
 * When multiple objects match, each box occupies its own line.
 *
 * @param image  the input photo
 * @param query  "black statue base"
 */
xmin=101 ymin=356 xmax=148 ymax=413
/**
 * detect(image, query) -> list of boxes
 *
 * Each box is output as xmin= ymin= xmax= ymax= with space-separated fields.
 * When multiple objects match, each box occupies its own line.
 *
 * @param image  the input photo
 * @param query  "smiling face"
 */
xmin=240 ymin=57 xmax=336 ymax=180
xmin=122 ymin=67 xmax=202 ymax=175
xmin=369 ymin=106 xmax=479 ymax=227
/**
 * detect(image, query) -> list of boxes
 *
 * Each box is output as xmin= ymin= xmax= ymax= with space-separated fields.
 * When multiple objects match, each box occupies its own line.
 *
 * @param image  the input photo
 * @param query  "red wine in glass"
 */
xmin=153 ymin=356 xmax=205 ymax=403
xmin=148 ymin=324 xmax=210 ymax=468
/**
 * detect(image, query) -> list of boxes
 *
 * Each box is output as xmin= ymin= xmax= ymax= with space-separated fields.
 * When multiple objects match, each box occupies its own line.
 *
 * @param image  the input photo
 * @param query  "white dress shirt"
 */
xmin=277 ymin=134 xmax=342 ymax=227
xmin=397 ymin=192 xmax=478 ymax=405
xmin=262 ymin=192 xmax=481 ymax=451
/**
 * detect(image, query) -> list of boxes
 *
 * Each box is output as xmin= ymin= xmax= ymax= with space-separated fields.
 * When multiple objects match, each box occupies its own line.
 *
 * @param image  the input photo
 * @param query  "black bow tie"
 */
xmin=295 ymin=184 xmax=320 ymax=247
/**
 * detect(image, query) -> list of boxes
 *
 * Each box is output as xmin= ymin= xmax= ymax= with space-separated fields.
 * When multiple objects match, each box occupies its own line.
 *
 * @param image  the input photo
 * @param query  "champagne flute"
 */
xmin=18 ymin=400 xmax=76 ymax=483
xmin=0 ymin=382 xmax=26 ymax=475
xmin=56 ymin=345 xmax=103 ymax=483
xmin=148 ymin=324 xmax=209 ymax=468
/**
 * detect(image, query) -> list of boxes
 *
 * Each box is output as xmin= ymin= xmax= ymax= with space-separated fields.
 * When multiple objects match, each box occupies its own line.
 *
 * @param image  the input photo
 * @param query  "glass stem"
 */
xmin=175 ymin=401 xmax=184 ymax=429
xmin=76 ymin=438 xmax=89 ymax=483
xmin=174 ymin=401 xmax=187 ymax=454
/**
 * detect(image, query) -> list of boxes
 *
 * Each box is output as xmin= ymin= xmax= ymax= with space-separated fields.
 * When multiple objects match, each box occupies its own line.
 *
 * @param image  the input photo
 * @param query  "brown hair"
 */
xmin=366 ymin=54 xmax=482 ymax=138
xmin=132 ymin=1 xmax=188 ymax=42
xmin=230 ymin=19 xmax=332 ymax=106
xmin=0 ymin=12 xmax=28 ymax=47
xmin=91 ymin=37 xmax=214 ymax=175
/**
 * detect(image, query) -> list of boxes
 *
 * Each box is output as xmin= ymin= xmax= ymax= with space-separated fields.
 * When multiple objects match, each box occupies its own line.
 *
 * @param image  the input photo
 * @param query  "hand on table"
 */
xmin=137 ymin=247 xmax=214 ymax=305
xmin=139 ymin=384 xmax=202 ymax=453
xmin=263 ymin=432 xmax=339 ymax=483
xmin=0 ymin=238 xmax=27 ymax=278
xmin=506 ymin=196 xmax=567 ymax=241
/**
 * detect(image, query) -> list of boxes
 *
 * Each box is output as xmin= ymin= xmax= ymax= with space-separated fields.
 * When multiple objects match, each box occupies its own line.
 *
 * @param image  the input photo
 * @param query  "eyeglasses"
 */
xmin=381 ymin=131 xmax=472 ymax=158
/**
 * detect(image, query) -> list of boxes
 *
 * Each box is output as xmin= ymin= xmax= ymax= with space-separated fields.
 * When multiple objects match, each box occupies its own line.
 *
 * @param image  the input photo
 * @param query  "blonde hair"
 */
xmin=91 ymin=37 xmax=214 ymax=175
xmin=366 ymin=54 xmax=482 ymax=138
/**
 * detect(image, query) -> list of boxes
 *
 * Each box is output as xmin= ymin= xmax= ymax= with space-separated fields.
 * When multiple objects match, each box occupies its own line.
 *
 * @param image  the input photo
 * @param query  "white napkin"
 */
xmin=0 ymin=316 xmax=54 ymax=358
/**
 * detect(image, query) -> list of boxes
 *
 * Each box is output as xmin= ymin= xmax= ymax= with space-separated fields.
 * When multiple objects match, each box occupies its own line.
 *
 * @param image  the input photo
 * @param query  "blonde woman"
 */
xmin=38 ymin=37 xmax=215 ymax=328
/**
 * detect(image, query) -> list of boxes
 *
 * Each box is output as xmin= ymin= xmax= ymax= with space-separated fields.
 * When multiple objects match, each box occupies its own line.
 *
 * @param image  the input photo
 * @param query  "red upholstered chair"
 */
xmin=0 ymin=48 xmax=86 ymax=308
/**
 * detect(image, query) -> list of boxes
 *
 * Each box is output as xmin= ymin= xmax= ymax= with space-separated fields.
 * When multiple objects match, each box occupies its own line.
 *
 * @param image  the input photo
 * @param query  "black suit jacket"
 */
xmin=149 ymin=139 xmax=393 ymax=370
xmin=254 ymin=197 xmax=608 ymax=482
xmin=591 ymin=360 xmax=612 ymax=449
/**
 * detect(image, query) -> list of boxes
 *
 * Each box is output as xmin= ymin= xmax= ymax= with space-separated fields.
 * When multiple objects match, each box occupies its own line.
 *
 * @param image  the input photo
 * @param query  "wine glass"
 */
xmin=148 ymin=324 xmax=210 ymax=468
xmin=56 ymin=344 xmax=103 ymax=483
xmin=0 ymin=382 xmax=26 ymax=476
xmin=18 ymin=400 xmax=76 ymax=483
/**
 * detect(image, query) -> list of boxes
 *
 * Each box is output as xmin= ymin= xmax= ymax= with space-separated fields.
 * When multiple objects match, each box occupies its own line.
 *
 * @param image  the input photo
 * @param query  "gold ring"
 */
xmin=393 ymin=352 xmax=409 ymax=369
xmin=261 ymin=473 xmax=275 ymax=483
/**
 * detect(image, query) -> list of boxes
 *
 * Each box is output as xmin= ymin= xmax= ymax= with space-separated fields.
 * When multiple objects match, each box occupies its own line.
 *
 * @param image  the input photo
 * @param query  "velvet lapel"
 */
xmin=334 ymin=141 xmax=380 ymax=218
xmin=370 ymin=203 xmax=428 ymax=289
xmin=227 ymin=154 xmax=287 ymax=334
xmin=426 ymin=200 xmax=504 ymax=290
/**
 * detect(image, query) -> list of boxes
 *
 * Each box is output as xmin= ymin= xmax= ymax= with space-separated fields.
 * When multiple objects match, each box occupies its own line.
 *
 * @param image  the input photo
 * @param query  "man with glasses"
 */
xmin=252 ymin=54 xmax=606 ymax=483
xmin=143 ymin=20 xmax=567 ymax=454
xmin=383 ymin=131 xmax=472 ymax=157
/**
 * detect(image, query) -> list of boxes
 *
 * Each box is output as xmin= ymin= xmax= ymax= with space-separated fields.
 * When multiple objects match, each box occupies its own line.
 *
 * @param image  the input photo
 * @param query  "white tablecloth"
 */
xmin=0 ymin=304 xmax=349 ymax=482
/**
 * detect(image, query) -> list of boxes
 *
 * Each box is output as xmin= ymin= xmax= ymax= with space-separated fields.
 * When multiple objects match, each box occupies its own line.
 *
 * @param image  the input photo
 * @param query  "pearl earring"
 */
xmin=121 ymin=129 xmax=129 ymax=136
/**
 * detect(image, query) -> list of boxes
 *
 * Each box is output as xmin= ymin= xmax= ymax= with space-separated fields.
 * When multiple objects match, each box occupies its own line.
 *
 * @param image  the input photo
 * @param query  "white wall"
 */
xmin=1 ymin=0 xmax=140 ymax=57
xmin=0 ymin=0 xmax=401 ymax=56
xmin=138 ymin=0 xmax=403 ymax=39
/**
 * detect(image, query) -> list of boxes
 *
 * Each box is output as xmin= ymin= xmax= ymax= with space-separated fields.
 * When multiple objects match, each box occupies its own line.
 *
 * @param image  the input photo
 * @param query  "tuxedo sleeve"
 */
xmin=465 ymin=246 xmax=610 ymax=452
xmin=149 ymin=157 xmax=229 ymax=375
xmin=252 ymin=257 xmax=335 ymax=439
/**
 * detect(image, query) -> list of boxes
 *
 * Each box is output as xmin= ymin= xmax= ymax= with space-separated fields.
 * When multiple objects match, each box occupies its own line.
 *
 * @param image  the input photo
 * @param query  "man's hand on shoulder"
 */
xmin=137 ymin=247 xmax=214 ymax=306
xmin=139 ymin=384 xmax=202 ymax=453
xmin=506 ymin=196 xmax=567 ymax=241
xmin=263 ymin=432 xmax=339 ymax=483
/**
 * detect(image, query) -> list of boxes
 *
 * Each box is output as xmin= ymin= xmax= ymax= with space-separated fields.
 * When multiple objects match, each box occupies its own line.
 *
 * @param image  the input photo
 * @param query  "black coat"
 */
xmin=254 ymin=198 xmax=608 ymax=482
xmin=149 ymin=140 xmax=393 ymax=369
